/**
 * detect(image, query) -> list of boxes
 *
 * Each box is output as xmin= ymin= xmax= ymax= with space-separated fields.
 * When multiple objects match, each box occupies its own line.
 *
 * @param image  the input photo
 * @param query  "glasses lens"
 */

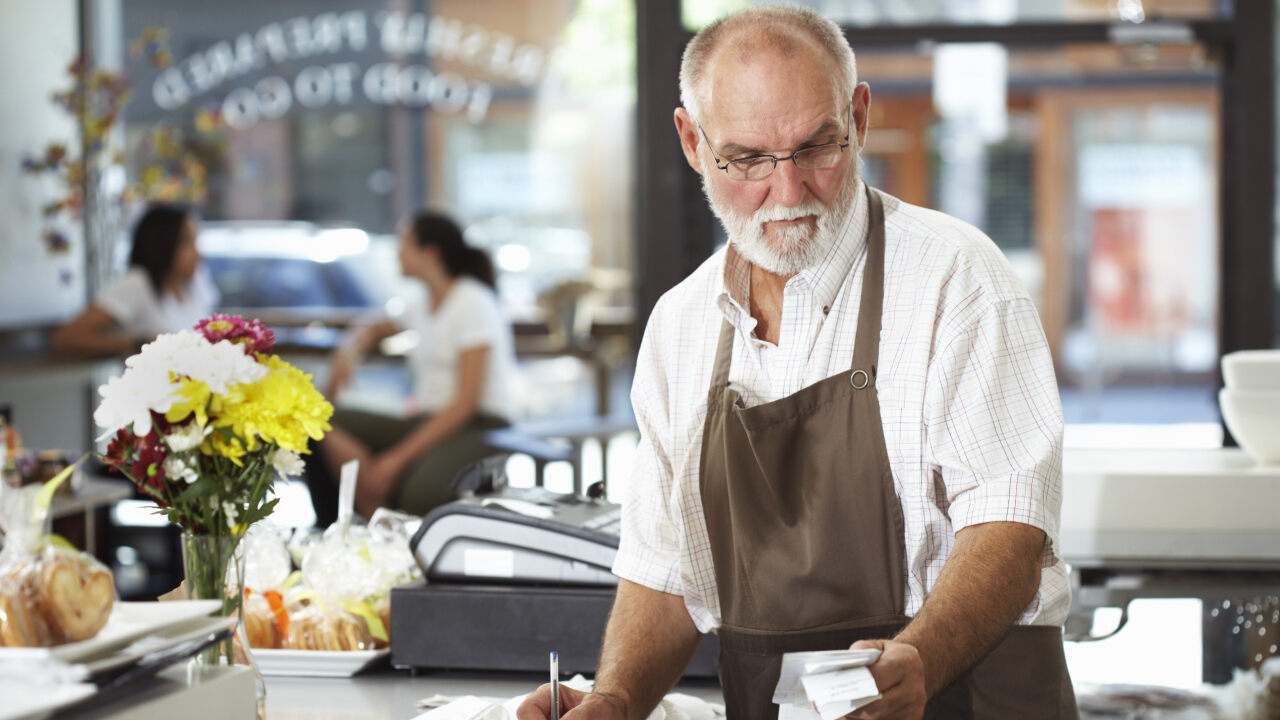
xmin=728 ymin=157 xmax=775 ymax=181
xmin=794 ymin=144 xmax=843 ymax=170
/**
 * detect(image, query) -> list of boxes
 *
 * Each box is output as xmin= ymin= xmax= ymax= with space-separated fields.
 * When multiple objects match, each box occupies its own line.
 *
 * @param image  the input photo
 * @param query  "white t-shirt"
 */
xmin=94 ymin=265 xmax=220 ymax=340
xmin=403 ymin=277 xmax=517 ymax=421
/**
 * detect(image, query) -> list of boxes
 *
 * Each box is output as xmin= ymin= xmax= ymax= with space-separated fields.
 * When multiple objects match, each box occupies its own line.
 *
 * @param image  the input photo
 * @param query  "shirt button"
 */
xmin=822 ymin=306 xmax=830 ymax=315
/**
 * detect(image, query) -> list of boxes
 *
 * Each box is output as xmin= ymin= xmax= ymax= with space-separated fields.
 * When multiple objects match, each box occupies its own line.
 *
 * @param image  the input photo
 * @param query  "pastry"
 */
xmin=287 ymin=608 xmax=373 ymax=651
xmin=332 ymin=611 xmax=373 ymax=651
xmin=0 ymin=588 xmax=50 ymax=647
xmin=34 ymin=550 xmax=115 ymax=643
xmin=244 ymin=594 xmax=282 ymax=649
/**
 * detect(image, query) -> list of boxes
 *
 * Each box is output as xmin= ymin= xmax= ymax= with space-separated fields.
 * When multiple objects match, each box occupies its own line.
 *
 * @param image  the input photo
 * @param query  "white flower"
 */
xmin=131 ymin=331 xmax=265 ymax=394
xmin=94 ymin=330 xmax=267 ymax=439
xmin=164 ymin=424 xmax=211 ymax=453
xmin=222 ymin=501 xmax=240 ymax=530
xmin=162 ymin=455 xmax=200 ymax=484
xmin=270 ymin=448 xmax=305 ymax=478
xmin=94 ymin=367 xmax=182 ymax=439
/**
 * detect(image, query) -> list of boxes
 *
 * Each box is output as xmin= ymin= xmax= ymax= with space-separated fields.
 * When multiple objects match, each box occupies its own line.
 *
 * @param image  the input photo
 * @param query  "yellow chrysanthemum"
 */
xmin=203 ymin=431 xmax=248 ymax=466
xmin=211 ymin=355 xmax=333 ymax=454
xmin=165 ymin=377 xmax=210 ymax=427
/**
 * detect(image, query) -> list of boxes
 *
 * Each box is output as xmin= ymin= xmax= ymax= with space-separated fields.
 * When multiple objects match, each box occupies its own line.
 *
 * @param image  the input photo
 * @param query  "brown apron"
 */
xmin=698 ymin=187 xmax=1078 ymax=719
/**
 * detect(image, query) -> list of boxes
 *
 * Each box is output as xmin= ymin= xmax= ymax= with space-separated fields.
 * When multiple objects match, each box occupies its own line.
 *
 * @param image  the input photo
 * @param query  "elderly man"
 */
xmin=519 ymin=6 xmax=1076 ymax=720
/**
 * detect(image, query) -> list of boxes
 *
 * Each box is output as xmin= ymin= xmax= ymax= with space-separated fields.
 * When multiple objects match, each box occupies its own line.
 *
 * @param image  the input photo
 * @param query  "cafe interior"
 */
xmin=0 ymin=0 xmax=1277 ymax=717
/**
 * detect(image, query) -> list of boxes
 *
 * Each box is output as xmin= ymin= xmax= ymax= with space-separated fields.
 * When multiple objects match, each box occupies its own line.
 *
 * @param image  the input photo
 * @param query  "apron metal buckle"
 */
xmin=850 ymin=369 xmax=870 ymax=389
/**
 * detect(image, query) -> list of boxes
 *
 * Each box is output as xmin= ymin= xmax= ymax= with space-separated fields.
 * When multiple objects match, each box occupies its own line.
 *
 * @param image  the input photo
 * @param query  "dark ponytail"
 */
xmin=410 ymin=211 xmax=496 ymax=289
xmin=128 ymin=203 xmax=194 ymax=295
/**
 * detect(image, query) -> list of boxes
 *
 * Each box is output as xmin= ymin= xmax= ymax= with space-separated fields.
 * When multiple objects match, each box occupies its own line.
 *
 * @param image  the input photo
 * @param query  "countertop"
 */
xmin=264 ymin=668 xmax=724 ymax=720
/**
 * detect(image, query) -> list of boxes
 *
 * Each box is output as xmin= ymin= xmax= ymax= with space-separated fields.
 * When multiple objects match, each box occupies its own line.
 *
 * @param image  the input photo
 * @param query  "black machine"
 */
xmin=391 ymin=459 xmax=718 ymax=677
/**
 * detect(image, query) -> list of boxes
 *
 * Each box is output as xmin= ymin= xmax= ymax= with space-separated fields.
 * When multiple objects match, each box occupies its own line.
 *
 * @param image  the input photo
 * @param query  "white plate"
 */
xmin=251 ymin=648 xmax=389 ymax=677
xmin=0 ymin=681 xmax=97 ymax=720
xmin=0 ymin=600 xmax=222 ymax=664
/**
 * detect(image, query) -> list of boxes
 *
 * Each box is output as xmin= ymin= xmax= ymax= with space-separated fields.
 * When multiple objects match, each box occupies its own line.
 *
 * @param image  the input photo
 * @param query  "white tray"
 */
xmin=0 ymin=600 xmax=222 ymax=664
xmin=251 ymin=647 xmax=389 ymax=677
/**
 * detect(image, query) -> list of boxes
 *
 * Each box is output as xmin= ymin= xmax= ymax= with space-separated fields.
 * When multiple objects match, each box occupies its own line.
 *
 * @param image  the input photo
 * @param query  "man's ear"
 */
xmin=852 ymin=82 xmax=871 ymax=151
xmin=673 ymin=107 xmax=705 ymax=175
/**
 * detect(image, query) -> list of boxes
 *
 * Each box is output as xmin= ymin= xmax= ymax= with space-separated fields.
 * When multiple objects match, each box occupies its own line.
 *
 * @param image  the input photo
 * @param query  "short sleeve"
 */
xmin=446 ymin=282 xmax=503 ymax=351
xmin=93 ymin=269 xmax=151 ymax=332
xmin=612 ymin=311 xmax=685 ymax=595
xmin=924 ymin=296 xmax=1065 ymax=565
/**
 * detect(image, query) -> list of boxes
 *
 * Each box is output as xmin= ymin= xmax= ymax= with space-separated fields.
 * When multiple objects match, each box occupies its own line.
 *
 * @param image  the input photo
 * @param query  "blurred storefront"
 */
xmin=651 ymin=0 xmax=1273 ymax=444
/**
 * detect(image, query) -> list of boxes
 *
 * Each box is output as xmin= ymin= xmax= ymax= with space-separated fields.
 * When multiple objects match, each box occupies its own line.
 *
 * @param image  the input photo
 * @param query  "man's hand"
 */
xmin=515 ymin=685 xmax=628 ymax=719
xmin=512 ymin=581 xmax=699 ymax=720
xmin=846 ymin=639 xmax=926 ymax=720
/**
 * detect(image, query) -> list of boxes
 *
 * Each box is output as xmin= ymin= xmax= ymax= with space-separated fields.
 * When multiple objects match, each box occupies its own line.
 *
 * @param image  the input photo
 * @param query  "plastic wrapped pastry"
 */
xmin=241 ymin=524 xmax=294 ymax=649
xmin=286 ymin=605 xmax=374 ymax=651
xmin=243 ymin=590 xmax=286 ymax=649
xmin=0 ymin=480 xmax=115 ymax=647
xmin=0 ymin=576 xmax=51 ymax=647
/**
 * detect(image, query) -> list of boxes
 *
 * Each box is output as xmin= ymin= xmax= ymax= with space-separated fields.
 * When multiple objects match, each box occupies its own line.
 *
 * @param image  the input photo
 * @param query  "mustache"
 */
xmin=754 ymin=201 xmax=825 ymax=224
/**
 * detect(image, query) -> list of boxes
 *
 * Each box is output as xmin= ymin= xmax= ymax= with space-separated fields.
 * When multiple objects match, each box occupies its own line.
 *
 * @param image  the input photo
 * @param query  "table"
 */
xmin=49 ymin=476 xmax=134 ymax=556
xmin=264 ymin=669 xmax=724 ymax=720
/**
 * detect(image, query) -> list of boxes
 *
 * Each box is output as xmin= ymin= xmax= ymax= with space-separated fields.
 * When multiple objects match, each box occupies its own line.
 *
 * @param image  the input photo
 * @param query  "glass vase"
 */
xmin=180 ymin=531 xmax=267 ymax=719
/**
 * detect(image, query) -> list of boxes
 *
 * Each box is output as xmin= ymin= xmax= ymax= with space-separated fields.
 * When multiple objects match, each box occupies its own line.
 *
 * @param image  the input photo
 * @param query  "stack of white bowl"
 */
xmin=1220 ymin=349 xmax=1280 ymax=464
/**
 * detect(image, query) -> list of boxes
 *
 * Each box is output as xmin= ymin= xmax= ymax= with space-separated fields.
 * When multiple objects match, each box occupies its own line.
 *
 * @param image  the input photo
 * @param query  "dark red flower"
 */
xmin=129 ymin=431 xmax=169 ymax=501
xmin=104 ymin=429 xmax=137 ymax=468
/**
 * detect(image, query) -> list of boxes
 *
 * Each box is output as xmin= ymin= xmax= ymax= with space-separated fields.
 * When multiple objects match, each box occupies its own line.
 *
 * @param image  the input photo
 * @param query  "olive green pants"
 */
xmin=307 ymin=408 xmax=509 ymax=523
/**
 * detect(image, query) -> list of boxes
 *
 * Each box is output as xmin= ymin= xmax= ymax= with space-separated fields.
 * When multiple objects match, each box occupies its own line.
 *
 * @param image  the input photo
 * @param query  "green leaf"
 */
xmin=34 ymin=453 xmax=87 ymax=515
xmin=238 ymin=497 xmax=280 ymax=528
xmin=173 ymin=475 xmax=215 ymax=505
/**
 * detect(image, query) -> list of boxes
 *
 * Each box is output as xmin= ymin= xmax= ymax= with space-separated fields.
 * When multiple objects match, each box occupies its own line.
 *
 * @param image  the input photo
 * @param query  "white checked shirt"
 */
xmin=613 ymin=182 xmax=1070 ymax=633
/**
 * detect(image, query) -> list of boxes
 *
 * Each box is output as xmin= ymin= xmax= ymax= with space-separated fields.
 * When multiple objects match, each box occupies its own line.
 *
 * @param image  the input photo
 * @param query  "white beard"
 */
xmin=702 ymin=153 xmax=862 ymax=276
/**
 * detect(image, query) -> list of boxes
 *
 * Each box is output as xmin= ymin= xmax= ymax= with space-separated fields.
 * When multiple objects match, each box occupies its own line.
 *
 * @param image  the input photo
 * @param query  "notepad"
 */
xmin=773 ymin=649 xmax=882 ymax=720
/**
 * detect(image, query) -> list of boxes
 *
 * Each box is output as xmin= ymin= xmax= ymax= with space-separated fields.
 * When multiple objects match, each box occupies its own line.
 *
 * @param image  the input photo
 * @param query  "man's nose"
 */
xmin=767 ymin=157 xmax=809 ymax=206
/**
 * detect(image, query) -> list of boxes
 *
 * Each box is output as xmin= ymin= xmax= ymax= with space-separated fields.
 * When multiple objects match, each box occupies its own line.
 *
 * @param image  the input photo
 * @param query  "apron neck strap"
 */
xmin=852 ymin=186 xmax=886 ymax=373
xmin=712 ymin=314 xmax=735 ymax=390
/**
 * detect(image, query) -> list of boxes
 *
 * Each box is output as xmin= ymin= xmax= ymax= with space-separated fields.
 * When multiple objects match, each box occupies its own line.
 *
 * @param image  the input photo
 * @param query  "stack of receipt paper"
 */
xmin=772 ymin=648 xmax=882 ymax=720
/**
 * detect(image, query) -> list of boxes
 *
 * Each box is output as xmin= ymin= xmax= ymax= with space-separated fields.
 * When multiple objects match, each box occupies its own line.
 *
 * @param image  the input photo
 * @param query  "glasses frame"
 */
xmin=697 ymin=102 xmax=854 ymax=181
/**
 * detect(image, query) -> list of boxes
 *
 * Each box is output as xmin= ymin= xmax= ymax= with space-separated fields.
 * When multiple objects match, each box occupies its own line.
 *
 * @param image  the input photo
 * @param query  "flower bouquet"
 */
xmin=96 ymin=314 xmax=332 ymax=535
xmin=93 ymin=314 xmax=332 ymax=713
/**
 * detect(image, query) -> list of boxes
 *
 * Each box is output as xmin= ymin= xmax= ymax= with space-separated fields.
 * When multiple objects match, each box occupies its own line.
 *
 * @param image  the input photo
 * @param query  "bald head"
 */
xmin=679 ymin=6 xmax=857 ymax=122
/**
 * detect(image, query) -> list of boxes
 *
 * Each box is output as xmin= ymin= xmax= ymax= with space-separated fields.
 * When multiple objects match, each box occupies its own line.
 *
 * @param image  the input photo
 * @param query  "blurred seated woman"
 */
xmin=51 ymin=204 xmax=218 ymax=357
xmin=307 ymin=211 xmax=517 ymax=522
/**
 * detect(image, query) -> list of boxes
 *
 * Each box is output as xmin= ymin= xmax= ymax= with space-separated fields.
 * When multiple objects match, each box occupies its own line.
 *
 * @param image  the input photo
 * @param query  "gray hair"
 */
xmin=678 ymin=4 xmax=857 ymax=122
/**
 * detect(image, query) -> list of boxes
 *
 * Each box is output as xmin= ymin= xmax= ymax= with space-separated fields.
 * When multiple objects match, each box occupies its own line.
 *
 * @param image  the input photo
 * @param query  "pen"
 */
xmin=550 ymin=650 xmax=560 ymax=719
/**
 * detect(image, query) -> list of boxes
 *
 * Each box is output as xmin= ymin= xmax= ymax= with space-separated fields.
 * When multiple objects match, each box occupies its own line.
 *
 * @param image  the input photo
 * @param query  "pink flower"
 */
xmin=194 ymin=313 xmax=275 ymax=355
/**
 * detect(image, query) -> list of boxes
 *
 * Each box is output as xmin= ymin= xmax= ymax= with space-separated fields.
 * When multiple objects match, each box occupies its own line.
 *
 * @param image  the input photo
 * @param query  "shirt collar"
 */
xmin=717 ymin=179 xmax=869 ymax=323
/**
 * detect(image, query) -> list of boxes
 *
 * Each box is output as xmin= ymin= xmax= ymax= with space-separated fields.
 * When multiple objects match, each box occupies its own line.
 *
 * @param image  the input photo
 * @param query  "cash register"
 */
xmin=390 ymin=457 xmax=718 ymax=677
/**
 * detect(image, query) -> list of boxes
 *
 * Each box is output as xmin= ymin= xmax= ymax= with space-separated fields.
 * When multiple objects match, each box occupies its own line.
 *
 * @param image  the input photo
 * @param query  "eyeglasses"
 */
xmin=697 ymin=103 xmax=853 ymax=182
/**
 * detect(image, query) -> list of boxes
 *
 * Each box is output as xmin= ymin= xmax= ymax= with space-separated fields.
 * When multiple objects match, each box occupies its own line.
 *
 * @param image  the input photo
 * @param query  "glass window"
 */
xmin=114 ymin=0 xmax=636 ymax=324
xmin=870 ymin=43 xmax=1223 ymax=444
xmin=683 ymin=0 xmax=1228 ymax=30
